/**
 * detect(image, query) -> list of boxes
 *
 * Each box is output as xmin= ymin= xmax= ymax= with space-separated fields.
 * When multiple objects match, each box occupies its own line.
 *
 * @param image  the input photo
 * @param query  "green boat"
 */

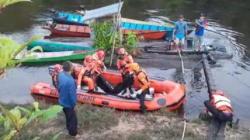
xmin=27 ymin=40 xmax=94 ymax=52
xmin=15 ymin=50 xmax=94 ymax=64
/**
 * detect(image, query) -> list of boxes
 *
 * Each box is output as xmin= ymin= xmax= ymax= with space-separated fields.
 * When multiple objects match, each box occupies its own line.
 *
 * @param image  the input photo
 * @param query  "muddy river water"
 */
xmin=1 ymin=0 xmax=250 ymax=128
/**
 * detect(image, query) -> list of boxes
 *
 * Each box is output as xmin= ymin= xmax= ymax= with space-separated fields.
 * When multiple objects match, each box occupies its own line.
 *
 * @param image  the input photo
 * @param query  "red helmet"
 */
xmin=117 ymin=48 xmax=126 ymax=55
xmin=84 ymin=55 xmax=93 ymax=63
xmin=95 ymin=50 xmax=105 ymax=60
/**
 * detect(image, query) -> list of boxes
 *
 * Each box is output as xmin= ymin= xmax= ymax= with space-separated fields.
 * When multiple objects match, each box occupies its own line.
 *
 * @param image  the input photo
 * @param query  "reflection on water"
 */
xmin=1 ymin=0 xmax=250 ymax=128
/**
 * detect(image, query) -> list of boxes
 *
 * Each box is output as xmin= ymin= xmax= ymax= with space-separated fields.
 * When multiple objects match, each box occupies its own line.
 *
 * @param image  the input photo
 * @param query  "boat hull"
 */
xmin=15 ymin=51 xmax=93 ymax=64
xmin=45 ymin=24 xmax=91 ymax=38
xmin=27 ymin=40 xmax=93 ymax=52
xmin=123 ymin=30 xmax=166 ymax=40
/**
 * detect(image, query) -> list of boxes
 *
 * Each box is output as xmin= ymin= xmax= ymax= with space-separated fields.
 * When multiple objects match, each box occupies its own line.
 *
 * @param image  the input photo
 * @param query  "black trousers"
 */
xmin=112 ymin=73 xmax=134 ymax=94
xmin=96 ymin=75 xmax=114 ymax=93
xmin=63 ymin=107 xmax=78 ymax=136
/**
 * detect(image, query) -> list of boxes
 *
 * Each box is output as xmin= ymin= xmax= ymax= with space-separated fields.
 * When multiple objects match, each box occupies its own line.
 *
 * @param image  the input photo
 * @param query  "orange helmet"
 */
xmin=117 ymin=48 xmax=126 ymax=55
xmin=95 ymin=50 xmax=105 ymax=61
xmin=84 ymin=55 xmax=93 ymax=63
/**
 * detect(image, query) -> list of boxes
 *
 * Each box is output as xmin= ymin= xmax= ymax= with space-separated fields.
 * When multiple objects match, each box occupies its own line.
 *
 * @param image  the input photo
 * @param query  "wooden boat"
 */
xmin=121 ymin=18 xmax=174 ymax=40
xmin=44 ymin=24 xmax=91 ymax=38
xmin=123 ymin=30 xmax=167 ymax=40
xmin=27 ymin=40 xmax=94 ymax=52
xmin=121 ymin=18 xmax=174 ymax=31
xmin=15 ymin=51 xmax=93 ymax=64
xmin=53 ymin=2 xmax=123 ymax=25
xmin=31 ymin=65 xmax=186 ymax=111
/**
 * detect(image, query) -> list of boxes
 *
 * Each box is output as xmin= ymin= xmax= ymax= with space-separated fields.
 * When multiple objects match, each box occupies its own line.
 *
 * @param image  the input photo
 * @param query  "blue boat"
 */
xmin=53 ymin=2 xmax=123 ymax=26
xmin=121 ymin=18 xmax=175 ymax=32
xmin=27 ymin=40 xmax=94 ymax=52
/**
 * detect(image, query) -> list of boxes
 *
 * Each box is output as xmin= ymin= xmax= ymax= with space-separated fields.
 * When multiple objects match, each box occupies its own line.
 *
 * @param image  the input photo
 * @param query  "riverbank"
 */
xmin=1 ymin=102 xmax=249 ymax=140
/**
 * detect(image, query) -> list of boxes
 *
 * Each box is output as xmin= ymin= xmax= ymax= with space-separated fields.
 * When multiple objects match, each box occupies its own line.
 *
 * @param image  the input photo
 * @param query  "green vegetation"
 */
xmin=92 ymin=22 xmax=114 ymax=51
xmin=0 ymin=36 xmax=39 ymax=71
xmin=0 ymin=0 xmax=31 ymax=12
xmin=0 ymin=102 xmax=62 ymax=140
xmin=0 ymin=36 xmax=21 ymax=69
xmin=92 ymin=21 xmax=138 ymax=53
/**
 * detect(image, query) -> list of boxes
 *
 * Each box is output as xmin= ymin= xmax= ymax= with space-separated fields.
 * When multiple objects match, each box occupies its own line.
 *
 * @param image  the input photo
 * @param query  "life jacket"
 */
xmin=211 ymin=91 xmax=233 ymax=113
xmin=117 ymin=55 xmax=134 ymax=74
xmin=77 ymin=66 xmax=92 ymax=86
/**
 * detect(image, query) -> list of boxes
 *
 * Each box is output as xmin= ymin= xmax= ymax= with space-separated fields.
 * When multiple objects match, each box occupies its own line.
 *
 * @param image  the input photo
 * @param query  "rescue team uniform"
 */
xmin=117 ymin=54 xmax=134 ymax=75
xmin=129 ymin=63 xmax=151 ymax=113
xmin=77 ymin=66 xmax=94 ymax=92
xmin=77 ymin=53 xmax=113 ymax=93
xmin=204 ymin=91 xmax=233 ymax=139
xmin=204 ymin=91 xmax=233 ymax=122
xmin=116 ymin=53 xmax=134 ymax=95
xmin=113 ymin=62 xmax=152 ymax=113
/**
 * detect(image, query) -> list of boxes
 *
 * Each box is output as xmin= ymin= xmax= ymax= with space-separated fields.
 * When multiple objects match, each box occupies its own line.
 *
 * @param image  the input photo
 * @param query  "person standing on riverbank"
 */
xmin=194 ymin=13 xmax=208 ymax=51
xmin=173 ymin=15 xmax=188 ymax=50
xmin=57 ymin=61 xmax=78 ymax=137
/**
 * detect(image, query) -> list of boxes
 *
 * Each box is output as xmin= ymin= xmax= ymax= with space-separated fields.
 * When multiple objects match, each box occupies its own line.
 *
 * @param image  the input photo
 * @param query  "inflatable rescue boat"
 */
xmin=31 ymin=65 xmax=186 ymax=111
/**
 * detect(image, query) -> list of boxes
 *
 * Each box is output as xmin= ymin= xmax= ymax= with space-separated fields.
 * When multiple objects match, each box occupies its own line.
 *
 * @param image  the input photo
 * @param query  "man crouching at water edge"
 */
xmin=203 ymin=90 xmax=233 ymax=140
xmin=57 ymin=61 xmax=78 ymax=137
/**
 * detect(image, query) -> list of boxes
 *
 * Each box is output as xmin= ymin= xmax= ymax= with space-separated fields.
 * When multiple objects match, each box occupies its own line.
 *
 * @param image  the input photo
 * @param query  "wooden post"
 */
xmin=109 ymin=0 xmax=122 ymax=66
xmin=202 ymin=54 xmax=216 ymax=99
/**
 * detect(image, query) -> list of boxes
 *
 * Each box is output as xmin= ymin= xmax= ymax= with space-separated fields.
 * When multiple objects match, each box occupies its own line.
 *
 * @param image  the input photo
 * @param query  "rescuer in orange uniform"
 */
xmin=116 ymin=48 xmax=134 ymax=96
xmin=77 ymin=50 xmax=113 ymax=93
xmin=203 ymin=90 xmax=233 ymax=139
xmin=126 ymin=63 xmax=153 ymax=113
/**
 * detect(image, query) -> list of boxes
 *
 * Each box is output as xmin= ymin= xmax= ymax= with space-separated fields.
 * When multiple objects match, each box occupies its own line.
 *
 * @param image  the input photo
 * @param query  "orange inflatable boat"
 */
xmin=31 ymin=66 xmax=186 ymax=111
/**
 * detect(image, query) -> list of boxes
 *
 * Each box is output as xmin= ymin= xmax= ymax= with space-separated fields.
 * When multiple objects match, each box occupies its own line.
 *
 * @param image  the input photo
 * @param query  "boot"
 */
xmin=140 ymin=105 xmax=147 ymax=114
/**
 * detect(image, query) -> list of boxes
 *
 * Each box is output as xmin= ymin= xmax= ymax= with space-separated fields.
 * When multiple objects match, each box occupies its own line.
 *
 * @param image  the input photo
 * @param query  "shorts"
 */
xmin=175 ymin=34 xmax=185 ymax=46
xmin=194 ymin=35 xmax=204 ymax=49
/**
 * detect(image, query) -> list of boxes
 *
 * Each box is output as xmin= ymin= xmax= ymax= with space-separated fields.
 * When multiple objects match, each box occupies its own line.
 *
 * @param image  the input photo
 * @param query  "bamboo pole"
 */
xmin=109 ymin=0 xmax=122 ymax=66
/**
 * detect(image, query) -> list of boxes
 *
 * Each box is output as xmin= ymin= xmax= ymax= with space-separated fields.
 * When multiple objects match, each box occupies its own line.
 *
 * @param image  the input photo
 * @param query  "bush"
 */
xmin=92 ymin=22 xmax=115 ymax=51
xmin=92 ymin=22 xmax=138 ymax=53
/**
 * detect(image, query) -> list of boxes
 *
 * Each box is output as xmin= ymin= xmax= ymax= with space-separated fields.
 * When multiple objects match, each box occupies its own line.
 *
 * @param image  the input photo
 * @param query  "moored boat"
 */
xmin=121 ymin=18 xmax=174 ymax=32
xmin=27 ymin=40 xmax=94 ymax=52
xmin=121 ymin=18 xmax=174 ymax=40
xmin=31 ymin=65 xmax=186 ymax=111
xmin=53 ymin=2 xmax=123 ymax=25
xmin=44 ymin=24 xmax=91 ymax=38
xmin=15 ymin=50 xmax=94 ymax=64
xmin=123 ymin=30 xmax=167 ymax=40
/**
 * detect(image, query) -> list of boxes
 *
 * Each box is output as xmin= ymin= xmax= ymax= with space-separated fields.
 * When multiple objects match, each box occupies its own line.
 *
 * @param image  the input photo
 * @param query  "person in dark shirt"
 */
xmin=57 ymin=61 xmax=78 ymax=136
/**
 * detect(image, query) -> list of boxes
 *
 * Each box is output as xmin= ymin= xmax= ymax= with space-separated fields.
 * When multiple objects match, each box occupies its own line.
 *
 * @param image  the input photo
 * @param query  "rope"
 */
xmin=178 ymin=49 xmax=185 ymax=75
xmin=181 ymin=120 xmax=187 ymax=140
xmin=177 ymin=49 xmax=187 ymax=140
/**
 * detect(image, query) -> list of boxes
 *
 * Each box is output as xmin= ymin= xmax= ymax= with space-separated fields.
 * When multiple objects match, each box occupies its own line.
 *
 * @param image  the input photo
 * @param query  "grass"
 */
xmin=76 ymin=105 xmax=119 ymax=132
xmin=1 ymin=102 xmax=248 ymax=140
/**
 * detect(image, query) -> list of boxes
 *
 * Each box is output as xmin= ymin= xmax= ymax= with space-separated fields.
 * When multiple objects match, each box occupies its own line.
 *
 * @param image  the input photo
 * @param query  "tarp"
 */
xmin=84 ymin=2 xmax=123 ymax=21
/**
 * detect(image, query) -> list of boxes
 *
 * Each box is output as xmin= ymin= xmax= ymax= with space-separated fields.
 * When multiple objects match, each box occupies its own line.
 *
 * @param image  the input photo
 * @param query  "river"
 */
xmin=1 ymin=0 xmax=250 ymax=128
